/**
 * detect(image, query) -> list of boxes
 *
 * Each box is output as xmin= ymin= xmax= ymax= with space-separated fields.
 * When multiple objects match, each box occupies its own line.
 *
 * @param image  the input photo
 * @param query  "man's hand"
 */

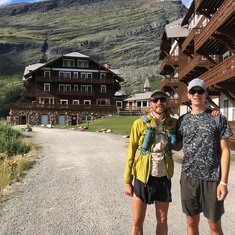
xmin=217 ymin=184 xmax=228 ymax=201
xmin=124 ymin=183 xmax=133 ymax=197
xmin=211 ymin=110 xmax=221 ymax=116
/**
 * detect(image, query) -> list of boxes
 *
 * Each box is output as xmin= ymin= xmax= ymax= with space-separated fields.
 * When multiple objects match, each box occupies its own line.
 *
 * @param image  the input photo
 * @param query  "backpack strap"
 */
xmin=140 ymin=115 xmax=156 ymax=154
xmin=141 ymin=115 xmax=150 ymax=124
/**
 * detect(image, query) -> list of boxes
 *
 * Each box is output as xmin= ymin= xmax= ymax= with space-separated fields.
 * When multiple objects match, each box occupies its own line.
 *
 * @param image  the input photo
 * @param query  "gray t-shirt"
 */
xmin=176 ymin=109 xmax=233 ymax=181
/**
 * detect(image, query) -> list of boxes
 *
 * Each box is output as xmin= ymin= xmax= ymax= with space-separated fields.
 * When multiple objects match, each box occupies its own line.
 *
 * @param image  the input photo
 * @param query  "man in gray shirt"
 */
xmin=174 ymin=78 xmax=233 ymax=235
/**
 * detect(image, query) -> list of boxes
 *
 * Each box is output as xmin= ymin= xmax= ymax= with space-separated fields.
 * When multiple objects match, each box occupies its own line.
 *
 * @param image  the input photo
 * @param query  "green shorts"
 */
xmin=180 ymin=173 xmax=224 ymax=223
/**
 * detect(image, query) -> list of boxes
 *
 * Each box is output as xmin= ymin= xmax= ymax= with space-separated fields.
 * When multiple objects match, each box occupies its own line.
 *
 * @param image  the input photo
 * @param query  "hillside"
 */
xmin=0 ymin=0 xmax=187 ymax=116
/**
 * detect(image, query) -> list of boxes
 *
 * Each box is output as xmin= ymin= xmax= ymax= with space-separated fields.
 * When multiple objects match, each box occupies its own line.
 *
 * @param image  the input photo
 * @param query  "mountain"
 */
xmin=0 ymin=0 xmax=187 ymax=116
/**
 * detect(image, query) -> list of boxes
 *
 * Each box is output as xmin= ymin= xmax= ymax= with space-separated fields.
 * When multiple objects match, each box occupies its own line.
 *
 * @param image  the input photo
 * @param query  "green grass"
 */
xmin=87 ymin=116 xmax=139 ymax=136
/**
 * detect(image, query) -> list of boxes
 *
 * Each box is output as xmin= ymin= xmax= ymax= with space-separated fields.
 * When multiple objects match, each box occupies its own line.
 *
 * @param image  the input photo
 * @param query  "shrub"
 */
xmin=0 ymin=123 xmax=31 ymax=157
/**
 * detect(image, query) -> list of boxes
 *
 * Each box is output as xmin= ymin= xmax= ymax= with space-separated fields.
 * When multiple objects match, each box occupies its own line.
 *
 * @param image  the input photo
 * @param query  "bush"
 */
xmin=0 ymin=123 xmax=31 ymax=157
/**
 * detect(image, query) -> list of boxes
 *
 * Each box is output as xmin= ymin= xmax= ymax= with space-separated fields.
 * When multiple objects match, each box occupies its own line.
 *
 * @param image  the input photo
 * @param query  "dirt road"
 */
xmin=0 ymin=127 xmax=234 ymax=235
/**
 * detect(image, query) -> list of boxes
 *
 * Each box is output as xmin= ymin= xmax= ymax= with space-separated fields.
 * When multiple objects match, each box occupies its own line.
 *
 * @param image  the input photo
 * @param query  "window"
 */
xmin=81 ymin=72 xmax=92 ymax=79
xmin=137 ymin=101 xmax=141 ymax=107
xmin=73 ymin=100 xmax=79 ymax=105
xmin=65 ymin=84 xmax=71 ymax=91
xmin=84 ymin=100 xmax=91 ymax=105
xmin=59 ymin=84 xmax=65 ymax=91
xmin=81 ymin=85 xmax=92 ymax=92
xmin=97 ymin=99 xmax=109 ymax=106
xmin=81 ymin=115 xmax=92 ymax=122
xmin=100 ymin=73 xmax=106 ymax=79
xmin=81 ymin=85 xmax=86 ymax=91
xmin=87 ymin=85 xmax=92 ymax=92
xmin=60 ymin=99 xmax=68 ymax=105
xmin=63 ymin=59 xmax=75 ymax=67
xmin=39 ymin=98 xmax=54 ymax=105
xmin=143 ymin=101 xmax=148 ymax=107
xmin=101 ymin=85 xmax=106 ymax=93
xmin=81 ymin=73 xmax=86 ymax=79
xmin=44 ymin=71 xmax=51 ymax=77
xmin=87 ymin=73 xmax=92 ymax=79
xmin=59 ymin=71 xmax=71 ymax=78
xmin=116 ymin=101 xmax=122 ymax=108
xmin=44 ymin=83 xmax=50 ymax=91
xmin=73 ymin=72 xmax=78 ymax=78
xmin=77 ymin=60 xmax=89 ymax=68
xmin=73 ymin=85 xmax=79 ymax=91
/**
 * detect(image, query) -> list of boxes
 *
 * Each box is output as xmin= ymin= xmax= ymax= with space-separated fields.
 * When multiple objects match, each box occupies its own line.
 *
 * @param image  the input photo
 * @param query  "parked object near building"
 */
xmin=8 ymin=52 xmax=124 ymax=126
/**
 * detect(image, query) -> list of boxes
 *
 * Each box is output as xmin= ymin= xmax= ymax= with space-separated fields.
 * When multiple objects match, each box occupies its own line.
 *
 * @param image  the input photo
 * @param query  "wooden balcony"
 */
xmin=35 ymin=76 xmax=114 ymax=84
xmin=9 ymin=103 xmax=117 ymax=112
xmin=179 ymin=55 xmax=218 ymax=80
xmin=159 ymin=77 xmax=179 ymax=90
xmin=195 ymin=0 xmax=235 ymax=53
xmin=201 ymin=55 xmax=235 ymax=87
xmin=159 ymin=56 xmax=178 ymax=74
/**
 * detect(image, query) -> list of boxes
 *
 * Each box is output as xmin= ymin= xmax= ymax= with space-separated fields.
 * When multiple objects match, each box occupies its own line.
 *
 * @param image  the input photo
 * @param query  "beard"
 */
xmin=152 ymin=105 xmax=166 ymax=115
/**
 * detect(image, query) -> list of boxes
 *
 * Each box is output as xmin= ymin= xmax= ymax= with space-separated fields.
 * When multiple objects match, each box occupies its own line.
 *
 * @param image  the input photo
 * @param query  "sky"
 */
xmin=0 ymin=0 xmax=193 ymax=7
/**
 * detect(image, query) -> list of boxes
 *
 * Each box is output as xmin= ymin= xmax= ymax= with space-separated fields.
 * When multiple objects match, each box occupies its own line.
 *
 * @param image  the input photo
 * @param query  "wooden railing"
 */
xmin=179 ymin=55 xmax=219 ymax=80
xmin=9 ymin=103 xmax=117 ymax=112
xmin=195 ymin=0 xmax=235 ymax=52
xmin=159 ymin=56 xmax=178 ymax=73
xmin=35 ymin=76 xmax=114 ymax=84
xmin=159 ymin=77 xmax=178 ymax=89
xmin=201 ymin=55 xmax=235 ymax=87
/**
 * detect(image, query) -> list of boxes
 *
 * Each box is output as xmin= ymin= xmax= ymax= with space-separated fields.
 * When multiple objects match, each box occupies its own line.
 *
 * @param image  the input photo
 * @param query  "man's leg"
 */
xmin=208 ymin=219 xmax=223 ymax=235
xmin=155 ymin=201 xmax=169 ymax=235
xmin=131 ymin=193 xmax=147 ymax=235
xmin=187 ymin=214 xmax=200 ymax=235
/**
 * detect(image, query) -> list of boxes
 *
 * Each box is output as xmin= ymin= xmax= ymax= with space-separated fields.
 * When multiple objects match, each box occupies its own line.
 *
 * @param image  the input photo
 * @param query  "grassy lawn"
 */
xmin=86 ymin=116 xmax=139 ymax=136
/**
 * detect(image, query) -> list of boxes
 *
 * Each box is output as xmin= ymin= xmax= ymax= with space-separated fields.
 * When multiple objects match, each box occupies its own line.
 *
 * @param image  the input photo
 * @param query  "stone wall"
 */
xmin=8 ymin=109 xmax=117 ymax=126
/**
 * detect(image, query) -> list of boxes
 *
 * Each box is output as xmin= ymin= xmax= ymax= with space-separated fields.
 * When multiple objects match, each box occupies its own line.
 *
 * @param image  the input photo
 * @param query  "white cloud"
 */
xmin=0 ymin=0 xmax=42 ymax=6
xmin=0 ymin=0 xmax=12 ymax=6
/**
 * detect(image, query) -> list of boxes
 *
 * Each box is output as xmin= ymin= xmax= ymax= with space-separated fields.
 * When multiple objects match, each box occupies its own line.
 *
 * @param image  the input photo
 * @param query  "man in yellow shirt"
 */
xmin=124 ymin=89 xmax=177 ymax=235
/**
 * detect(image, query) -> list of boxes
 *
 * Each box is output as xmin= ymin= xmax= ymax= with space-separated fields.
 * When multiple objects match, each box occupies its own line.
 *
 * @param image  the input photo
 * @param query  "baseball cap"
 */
xmin=151 ymin=89 xmax=168 ymax=97
xmin=187 ymin=78 xmax=206 ymax=91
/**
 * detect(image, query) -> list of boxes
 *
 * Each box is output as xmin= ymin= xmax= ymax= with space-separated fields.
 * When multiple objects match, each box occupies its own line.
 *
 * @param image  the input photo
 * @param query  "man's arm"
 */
xmin=217 ymin=138 xmax=230 ymax=201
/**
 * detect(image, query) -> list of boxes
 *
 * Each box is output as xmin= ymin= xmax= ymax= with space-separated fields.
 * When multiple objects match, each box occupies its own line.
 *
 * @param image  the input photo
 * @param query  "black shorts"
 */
xmin=180 ymin=173 xmax=224 ymax=222
xmin=134 ymin=175 xmax=172 ymax=204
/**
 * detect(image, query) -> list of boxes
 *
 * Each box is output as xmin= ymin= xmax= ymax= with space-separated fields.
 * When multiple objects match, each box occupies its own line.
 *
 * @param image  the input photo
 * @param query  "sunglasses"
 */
xmin=188 ymin=89 xmax=206 ymax=95
xmin=151 ymin=97 xmax=167 ymax=103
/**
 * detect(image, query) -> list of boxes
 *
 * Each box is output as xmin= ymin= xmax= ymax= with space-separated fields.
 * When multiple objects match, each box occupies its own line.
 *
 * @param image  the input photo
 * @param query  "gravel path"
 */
xmin=0 ymin=127 xmax=234 ymax=235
